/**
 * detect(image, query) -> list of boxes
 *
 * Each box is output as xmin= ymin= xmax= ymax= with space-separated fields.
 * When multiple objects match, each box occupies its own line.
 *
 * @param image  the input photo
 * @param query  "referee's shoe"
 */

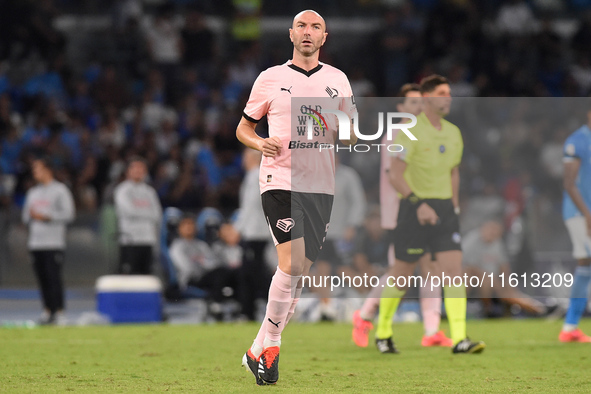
xmin=452 ymin=338 xmax=486 ymax=354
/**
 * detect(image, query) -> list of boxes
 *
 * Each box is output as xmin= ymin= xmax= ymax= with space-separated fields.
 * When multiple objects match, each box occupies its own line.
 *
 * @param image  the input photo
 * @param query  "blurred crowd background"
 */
xmin=0 ymin=0 xmax=589 ymax=290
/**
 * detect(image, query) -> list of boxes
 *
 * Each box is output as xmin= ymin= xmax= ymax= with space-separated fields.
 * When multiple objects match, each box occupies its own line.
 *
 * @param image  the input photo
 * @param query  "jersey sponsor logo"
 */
xmin=407 ymin=248 xmax=424 ymax=254
xmin=281 ymin=86 xmax=292 ymax=94
xmin=288 ymin=140 xmax=332 ymax=150
xmin=325 ymin=86 xmax=338 ymax=98
xmin=439 ymin=145 xmax=446 ymax=153
xmin=276 ymin=218 xmax=295 ymax=233
xmin=298 ymin=105 xmax=328 ymax=138
xmin=452 ymin=232 xmax=461 ymax=244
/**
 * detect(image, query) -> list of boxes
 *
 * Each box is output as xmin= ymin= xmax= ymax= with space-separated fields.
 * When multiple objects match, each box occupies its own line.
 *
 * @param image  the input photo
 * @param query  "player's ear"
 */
xmin=289 ymin=28 xmax=294 ymax=43
xmin=321 ymin=31 xmax=327 ymax=46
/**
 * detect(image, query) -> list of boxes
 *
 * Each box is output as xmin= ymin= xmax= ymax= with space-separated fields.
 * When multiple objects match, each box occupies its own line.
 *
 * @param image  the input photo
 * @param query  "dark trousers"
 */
xmin=189 ymin=267 xmax=239 ymax=303
xmin=239 ymin=240 xmax=272 ymax=321
xmin=31 ymin=250 xmax=65 ymax=314
xmin=119 ymin=245 xmax=153 ymax=275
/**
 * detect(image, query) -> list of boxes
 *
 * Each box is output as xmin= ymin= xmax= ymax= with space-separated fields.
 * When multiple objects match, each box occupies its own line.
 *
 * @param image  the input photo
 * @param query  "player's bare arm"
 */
xmin=389 ymin=156 xmax=438 ymax=225
xmin=564 ymin=159 xmax=591 ymax=235
xmin=339 ymin=122 xmax=358 ymax=146
xmin=236 ymin=117 xmax=282 ymax=158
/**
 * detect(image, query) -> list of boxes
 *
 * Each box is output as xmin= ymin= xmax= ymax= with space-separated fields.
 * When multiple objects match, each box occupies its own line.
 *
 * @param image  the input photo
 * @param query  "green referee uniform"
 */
xmin=392 ymin=111 xmax=463 ymax=262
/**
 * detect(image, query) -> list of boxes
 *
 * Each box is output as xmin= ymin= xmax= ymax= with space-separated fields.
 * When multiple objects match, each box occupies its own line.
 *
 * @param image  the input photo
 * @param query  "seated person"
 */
xmin=463 ymin=220 xmax=546 ymax=316
xmin=169 ymin=215 xmax=237 ymax=303
xmin=212 ymin=223 xmax=243 ymax=271
xmin=351 ymin=207 xmax=391 ymax=292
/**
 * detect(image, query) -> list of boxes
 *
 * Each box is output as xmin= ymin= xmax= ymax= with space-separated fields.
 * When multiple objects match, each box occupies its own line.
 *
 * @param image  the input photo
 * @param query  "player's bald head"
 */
xmin=292 ymin=10 xmax=326 ymax=30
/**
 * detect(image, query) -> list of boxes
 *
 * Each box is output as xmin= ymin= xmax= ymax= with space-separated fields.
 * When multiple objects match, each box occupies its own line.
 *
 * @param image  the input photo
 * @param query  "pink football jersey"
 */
xmin=243 ymin=61 xmax=356 ymax=195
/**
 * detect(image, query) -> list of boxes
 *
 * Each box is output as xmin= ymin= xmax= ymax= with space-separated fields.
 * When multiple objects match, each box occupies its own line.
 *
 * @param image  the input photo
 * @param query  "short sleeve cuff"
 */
xmin=243 ymin=111 xmax=261 ymax=123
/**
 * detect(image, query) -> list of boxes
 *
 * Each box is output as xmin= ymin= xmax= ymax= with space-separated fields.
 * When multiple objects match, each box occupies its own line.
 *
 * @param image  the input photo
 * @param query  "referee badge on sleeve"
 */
xmin=565 ymin=143 xmax=575 ymax=157
xmin=267 ymin=175 xmax=272 ymax=183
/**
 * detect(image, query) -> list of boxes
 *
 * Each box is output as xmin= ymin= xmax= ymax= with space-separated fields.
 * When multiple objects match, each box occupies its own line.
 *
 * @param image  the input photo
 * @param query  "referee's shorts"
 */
xmin=261 ymin=190 xmax=333 ymax=263
xmin=394 ymin=198 xmax=461 ymax=263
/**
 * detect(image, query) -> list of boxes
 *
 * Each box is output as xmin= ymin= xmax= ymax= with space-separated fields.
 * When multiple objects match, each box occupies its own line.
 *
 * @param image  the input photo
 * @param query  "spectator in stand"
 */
xmin=1 ymin=125 xmax=23 ymax=175
xmin=97 ymin=105 xmax=126 ymax=151
xmin=93 ymin=65 xmax=131 ymax=110
xmin=144 ymin=2 xmax=183 ymax=103
xmin=169 ymin=214 xmax=240 ymax=319
xmin=169 ymin=214 xmax=218 ymax=291
xmin=181 ymin=8 xmax=216 ymax=69
xmin=496 ymin=0 xmax=537 ymax=36
xmin=114 ymin=156 xmax=162 ymax=274
xmin=22 ymin=116 xmax=50 ymax=151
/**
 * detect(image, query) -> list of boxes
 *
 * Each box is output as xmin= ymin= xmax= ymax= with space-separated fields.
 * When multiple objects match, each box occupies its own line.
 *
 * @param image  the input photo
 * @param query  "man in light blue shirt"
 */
xmin=560 ymin=110 xmax=591 ymax=342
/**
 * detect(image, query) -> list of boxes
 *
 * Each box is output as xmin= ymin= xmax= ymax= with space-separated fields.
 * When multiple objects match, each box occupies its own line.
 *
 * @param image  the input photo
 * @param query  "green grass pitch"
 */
xmin=1 ymin=319 xmax=589 ymax=392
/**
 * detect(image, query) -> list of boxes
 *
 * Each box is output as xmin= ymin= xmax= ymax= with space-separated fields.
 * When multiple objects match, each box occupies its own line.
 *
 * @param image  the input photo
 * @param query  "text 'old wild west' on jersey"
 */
xmin=243 ymin=60 xmax=356 ymax=195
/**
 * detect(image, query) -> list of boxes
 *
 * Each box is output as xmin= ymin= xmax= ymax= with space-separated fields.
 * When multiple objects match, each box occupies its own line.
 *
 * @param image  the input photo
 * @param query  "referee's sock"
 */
xmin=360 ymin=274 xmax=389 ymax=321
xmin=563 ymin=266 xmax=591 ymax=332
xmin=375 ymin=286 xmax=406 ymax=339
xmin=443 ymin=285 xmax=467 ymax=345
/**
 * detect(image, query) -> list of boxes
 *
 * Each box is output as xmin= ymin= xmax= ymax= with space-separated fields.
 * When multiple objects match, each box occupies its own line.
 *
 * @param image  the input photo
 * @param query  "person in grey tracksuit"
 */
xmin=234 ymin=149 xmax=273 ymax=321
xmin=22 ymin=158 xmax=75 ymax=324
xmin=114 ymin=157 xmax=162 ymax=274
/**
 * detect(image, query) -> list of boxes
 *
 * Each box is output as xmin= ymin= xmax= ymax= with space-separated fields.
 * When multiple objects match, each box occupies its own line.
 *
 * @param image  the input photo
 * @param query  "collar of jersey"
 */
xmin=287 ymin=61 xmax=323 ymax=77
xmin=419 ymin=111 xmax=444 ymax=133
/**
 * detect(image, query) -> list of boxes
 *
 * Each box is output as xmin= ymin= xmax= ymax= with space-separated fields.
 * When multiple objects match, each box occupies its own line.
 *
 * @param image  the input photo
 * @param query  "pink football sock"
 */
xmin=263 ymin=267 xmax=299 ymax=342
xmin=254 ymin=317 xmax=267 ymax=351
xmin=420 ymin=280 xmax=442 ymax=336
xmin=359 ymin=274 xmax=389 ymax=321
xmin=285 ymin=277 xmax=303 ymax=325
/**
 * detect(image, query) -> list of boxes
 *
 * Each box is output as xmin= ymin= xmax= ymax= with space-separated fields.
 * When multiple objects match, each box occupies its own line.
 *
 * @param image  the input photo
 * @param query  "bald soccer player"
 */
xmin=237 ymin=10 xmax=357 ymax=385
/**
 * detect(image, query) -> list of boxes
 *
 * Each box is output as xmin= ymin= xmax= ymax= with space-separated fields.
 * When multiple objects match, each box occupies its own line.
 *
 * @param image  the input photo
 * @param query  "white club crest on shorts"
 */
xmin=452 ymin=232 xmax=461 ymax=244
xmin=276 ymin=218 xmax=295 ymax=233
